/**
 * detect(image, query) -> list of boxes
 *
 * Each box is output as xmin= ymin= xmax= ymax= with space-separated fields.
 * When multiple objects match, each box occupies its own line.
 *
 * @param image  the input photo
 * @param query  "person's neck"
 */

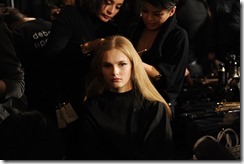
xmin=144 ymin=27 xmax=160 ymax=33
xmin=109 ymin=86 xmax=133 ymax=93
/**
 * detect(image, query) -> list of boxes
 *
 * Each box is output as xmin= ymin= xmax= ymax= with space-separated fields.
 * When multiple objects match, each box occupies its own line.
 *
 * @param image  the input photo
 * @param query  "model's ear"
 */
xmin=169 ymin=6 xmax=176 ymax=17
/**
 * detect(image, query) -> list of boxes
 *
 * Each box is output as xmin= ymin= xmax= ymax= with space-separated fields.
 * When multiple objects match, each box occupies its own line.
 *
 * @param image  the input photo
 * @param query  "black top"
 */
xmin=44 ymin=5 xmax=120 ymax=111
xmin=0 ymin=20 xmax=24 ymax=122
xmin=176 ymin=0 xmax=213 ymax=63
xmin=68 ymin=89 xmax=174 ymax=160
xmin=0 ymin=21 xmax=24 ymax=101
xmin=13 ymin=18 xmax=51 ymax=71
xmin=46 ymin=5 xmax=119 ymax=58
xmin=12 ymin=18 xmax=51 ymax=109
xmin=127 ymin=15 xmax=189 ymax=105
xmin=207 ymin=0 xmax=240 ymax=61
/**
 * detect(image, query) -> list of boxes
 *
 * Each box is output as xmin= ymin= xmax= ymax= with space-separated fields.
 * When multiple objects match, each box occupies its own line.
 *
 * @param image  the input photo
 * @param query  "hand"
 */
xmin=142 ymin=62 xmax=161 ymax=80
xmin=185 ymin=68 xmax=190 ymax=77
xmin=80 ymin=38 xmax=105 ymax=55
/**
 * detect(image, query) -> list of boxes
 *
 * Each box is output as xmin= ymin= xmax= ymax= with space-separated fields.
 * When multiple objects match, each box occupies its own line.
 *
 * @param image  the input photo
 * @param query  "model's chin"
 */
xmin=110 ymin=83 xmax=121 ymax=89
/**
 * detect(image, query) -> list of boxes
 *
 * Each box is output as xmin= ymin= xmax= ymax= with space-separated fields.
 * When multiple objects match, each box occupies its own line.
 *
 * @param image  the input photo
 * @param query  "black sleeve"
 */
xmin=0 ymin=21 xmax=25 ymax=100
xmin=155 ymin=28 xmax=189 ymax=101
xmin=46 ymin=6 xmax=78 ymax=58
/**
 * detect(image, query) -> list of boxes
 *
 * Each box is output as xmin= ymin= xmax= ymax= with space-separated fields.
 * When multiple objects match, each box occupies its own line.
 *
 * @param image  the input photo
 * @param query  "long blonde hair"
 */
xmin=85 ymin=35 xmax=172 ymax=118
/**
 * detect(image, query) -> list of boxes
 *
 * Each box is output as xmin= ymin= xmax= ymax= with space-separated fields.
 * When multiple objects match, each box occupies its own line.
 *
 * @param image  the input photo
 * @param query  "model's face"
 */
xmin=101 ymin=49 xmax=133 ymax=93
xmin=141 ymin=2 xmax=175 ymax=30
xmin=97 ymin=0 xmax=124 ymax=22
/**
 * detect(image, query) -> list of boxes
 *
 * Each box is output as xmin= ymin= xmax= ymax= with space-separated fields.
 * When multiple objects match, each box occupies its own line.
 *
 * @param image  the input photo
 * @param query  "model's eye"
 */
xmin=116 ymin=5 xmax=122 ymax=10
xmin=103 ymin=63 xmax=111 ymax=68
xmin=104 ymin=0 xmax=112 ymax=5
xmin=120 ymin=62 xmax=127 ymax=66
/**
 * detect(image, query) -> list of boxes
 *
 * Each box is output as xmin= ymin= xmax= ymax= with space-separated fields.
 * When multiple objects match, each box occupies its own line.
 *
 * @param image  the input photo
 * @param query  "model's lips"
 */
xmin=112 ymin=78 xmax=121 ymax=82
xmin=103 ymin=14 xmax=112 ymax=20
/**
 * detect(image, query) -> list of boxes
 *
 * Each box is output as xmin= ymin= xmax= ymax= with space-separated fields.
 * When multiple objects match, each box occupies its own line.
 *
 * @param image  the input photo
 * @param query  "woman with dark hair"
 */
xmin=44 ymin=0 xmax=126 ymax=117
xmin=43 ymin=0 xmax=127 ymax=158
xmin=127 ymin=0 xmax=189 ymax=117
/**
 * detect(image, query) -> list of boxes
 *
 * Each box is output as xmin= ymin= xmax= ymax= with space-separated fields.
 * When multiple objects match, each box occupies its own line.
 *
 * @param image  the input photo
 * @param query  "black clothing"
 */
xmin=46 ymin=6 xmax=119 ymax=57
xmin=0 ymin=110 xmax=65 ymax=159
xmin=0 ymin=20 xmax=25 ymax=122
xmin=12 ymin=18 xmax=51 ymax=110
xmin=207 ymin=0 xmax=240 ymax=61
xmin=0 ymin=21 xmax=24 ymax=100
xmin=45 ymin=5 xmax=120 ymax=114
xmin=127 ymin=15 xmax=189 ymax=114
xmin=176 ymin=0 xmax=215 ymax=63
xmin=69 ymin=89 xmax=173 ymax=160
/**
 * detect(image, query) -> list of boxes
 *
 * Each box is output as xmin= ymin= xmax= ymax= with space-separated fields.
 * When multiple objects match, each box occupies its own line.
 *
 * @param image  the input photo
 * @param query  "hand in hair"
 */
xmin=80 ymin=38 xmax=105 ymax=55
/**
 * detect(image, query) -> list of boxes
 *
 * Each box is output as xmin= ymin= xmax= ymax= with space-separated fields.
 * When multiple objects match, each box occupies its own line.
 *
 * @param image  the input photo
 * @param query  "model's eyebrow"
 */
xmin=102 ymin=59 xmax=128 ymax=64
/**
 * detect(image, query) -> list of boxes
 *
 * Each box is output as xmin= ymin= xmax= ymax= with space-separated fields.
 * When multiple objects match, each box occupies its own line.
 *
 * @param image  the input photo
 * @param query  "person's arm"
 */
xmin=0 ymin=21 xmax=25 ymax=101
xmin=143 ymin=62 xmax=161 ymax=80
xmin=80 ymin=38 xmax=105 ymax=56
xmin=156 ymin=28 xmax=189 ymax=89
xmin=46 ymin=6 xmax=76 ymax=57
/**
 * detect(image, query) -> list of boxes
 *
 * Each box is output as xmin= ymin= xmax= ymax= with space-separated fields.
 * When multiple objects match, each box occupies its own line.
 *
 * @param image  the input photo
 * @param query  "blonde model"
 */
xmin=67 ymin=35 xmax=174 ymax=160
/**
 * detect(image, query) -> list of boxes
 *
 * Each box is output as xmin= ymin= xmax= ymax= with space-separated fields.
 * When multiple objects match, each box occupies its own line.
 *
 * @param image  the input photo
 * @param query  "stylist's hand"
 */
xmin=80 ymin=38 xmax=105 ymax=55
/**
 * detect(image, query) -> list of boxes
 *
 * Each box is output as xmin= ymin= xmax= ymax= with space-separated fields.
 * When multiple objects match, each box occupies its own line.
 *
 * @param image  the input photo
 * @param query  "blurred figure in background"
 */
xmin=176 ymin=0 xmax=215 ymax=78
xmin=47 ymin=0 xmax=77 ymax=21
xmin=0 ymin=5 xmax=25 ymax=123
xmin=1 ymin=7 xmax=52 ymax=112
xmin=206 ymin=0 xmax=240 ymax=63
xmin=48 ymin=0 xmax=65 ymax=21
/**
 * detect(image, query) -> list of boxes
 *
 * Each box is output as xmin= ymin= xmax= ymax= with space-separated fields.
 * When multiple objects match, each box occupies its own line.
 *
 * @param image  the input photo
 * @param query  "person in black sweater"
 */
xmin=2 ymin=7 xmax=52 ymax=112
xmin=0 ymin=9 xmax=25 ymax=123
xmin=44 ymin=0 xmax=127 ymax=118
xmin=126 ymin=0 xmax=189 ymax=117
xmin=43 ymin=0 xmax=128 ymax=157
xmin=206 ymin=0 xmax=240 ymax=62
xmin=67 ymin=35 xmax=173 ymax=160
xmin=176 ymin=0 xmax=215 ymax=77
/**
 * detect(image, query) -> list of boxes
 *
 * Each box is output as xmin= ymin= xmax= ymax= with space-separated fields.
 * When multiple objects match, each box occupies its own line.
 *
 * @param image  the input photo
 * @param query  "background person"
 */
xmin=0 ymin=7 xmax=25 ymax=123
xmin=43 ymin=0 xmax=127 ymax=157
xmin=44 ymin=0 xmax=127 ymax=117
xmin=127 ymin=0 xmax=189 ymax=116
xmin=1 ymin=7 xmax=52 ymax=112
